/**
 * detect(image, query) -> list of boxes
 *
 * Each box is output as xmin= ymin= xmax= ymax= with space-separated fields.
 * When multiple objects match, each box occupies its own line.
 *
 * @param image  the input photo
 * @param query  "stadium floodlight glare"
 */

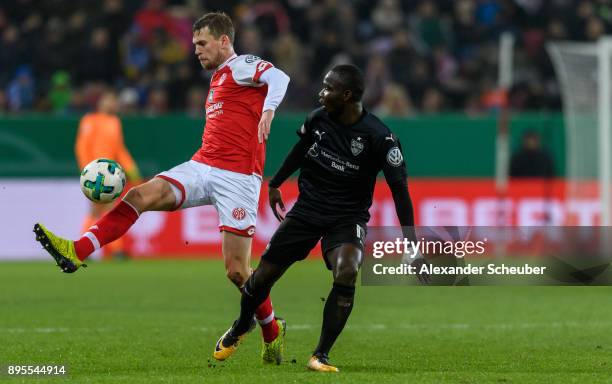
xmin=548 ymin=37 xmax=612 ymax=226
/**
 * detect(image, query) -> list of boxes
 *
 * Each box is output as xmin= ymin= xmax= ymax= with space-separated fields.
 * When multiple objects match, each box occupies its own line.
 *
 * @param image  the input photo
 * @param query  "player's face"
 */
xmin=193 ymin=27 xmax=226 ymax=70
xmin=319 ymin=72 xmax=347 ymax=113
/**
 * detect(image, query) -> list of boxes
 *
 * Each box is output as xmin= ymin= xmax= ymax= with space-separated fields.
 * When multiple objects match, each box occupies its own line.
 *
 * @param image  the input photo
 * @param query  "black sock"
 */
xmin=314 ymin=283 xmax=356 ymax=357
xmin=231 ymin=276 xmax=270 ymax=337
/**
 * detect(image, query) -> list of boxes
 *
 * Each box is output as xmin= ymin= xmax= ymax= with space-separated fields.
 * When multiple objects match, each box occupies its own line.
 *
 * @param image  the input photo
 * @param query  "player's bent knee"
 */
xmin=125 ymin=179 xmax=176 ymax=212
xmin=226 ymin=268 xmax=249 ymax=287
xmin=334 ymin=262 xmax=359 ymax=287
xmin=124 ymin=187 xmax=146 ymax=211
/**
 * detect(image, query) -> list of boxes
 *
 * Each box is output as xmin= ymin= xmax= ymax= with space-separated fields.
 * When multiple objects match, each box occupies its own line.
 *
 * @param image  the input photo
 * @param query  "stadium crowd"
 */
xmin=0 ymin=0 xmax=607 ymax=115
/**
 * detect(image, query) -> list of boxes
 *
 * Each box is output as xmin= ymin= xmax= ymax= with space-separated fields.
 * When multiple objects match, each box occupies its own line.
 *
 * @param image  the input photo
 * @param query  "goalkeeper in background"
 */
xmin=75 ymin=90 xmax=142 ymax=258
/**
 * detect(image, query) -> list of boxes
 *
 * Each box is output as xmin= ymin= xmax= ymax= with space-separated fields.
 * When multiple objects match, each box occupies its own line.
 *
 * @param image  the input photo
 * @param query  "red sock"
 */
xmin=255 ymin=295 xmax=279 ymax=343
xmin=74 ymin=200 xmax=139 ymax=260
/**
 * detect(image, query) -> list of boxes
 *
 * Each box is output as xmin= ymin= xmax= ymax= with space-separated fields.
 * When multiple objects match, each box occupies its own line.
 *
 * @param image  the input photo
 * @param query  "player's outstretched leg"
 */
xmin=33 ymin=223 xmax=85 ymax=273
xmin=213 ymin=317 xmax=257 ymax=361
xmin=214 ymin=260 xmax=288 ymax=362
xmin=33 ymin=200 xmax=138 ymax=273
xmin=34 ymin=178 xmax=178 ymax=273
xmin=307 ymin=354 xmax=340 ymax=373
xmin=222 ymin=232 xmax=285 ymax=362
xmin=308 ymin=244 xmax=361 ymax=372
xmin=261 ymin=317 xmax=286 ymax=365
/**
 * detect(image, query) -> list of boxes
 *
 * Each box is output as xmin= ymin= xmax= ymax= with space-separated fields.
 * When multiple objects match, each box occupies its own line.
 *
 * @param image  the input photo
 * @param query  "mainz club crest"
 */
xmin=232 ymin=207 xmax=246 ymax=221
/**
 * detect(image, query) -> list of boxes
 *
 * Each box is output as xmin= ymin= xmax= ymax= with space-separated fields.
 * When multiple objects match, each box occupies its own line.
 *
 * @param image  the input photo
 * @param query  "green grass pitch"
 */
xmin=1 ymin=259 xmax=612 ymax=383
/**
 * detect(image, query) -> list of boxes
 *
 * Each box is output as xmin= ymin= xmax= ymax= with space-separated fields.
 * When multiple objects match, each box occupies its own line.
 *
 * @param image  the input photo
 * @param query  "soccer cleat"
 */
xmin=33 ymin=223 xmax=86 ymax=273
xmin=307 ymin=354 xmax=339 ymax=372
xmin=212 ymin=318 xmax=256 ymax=361
xmin=261 ymin=317 xmax=286 ymax=365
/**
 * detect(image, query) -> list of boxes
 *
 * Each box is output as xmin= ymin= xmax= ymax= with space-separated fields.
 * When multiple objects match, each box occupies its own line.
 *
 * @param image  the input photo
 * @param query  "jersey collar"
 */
xmin=216 ymin=53 xmax=238 ymax=71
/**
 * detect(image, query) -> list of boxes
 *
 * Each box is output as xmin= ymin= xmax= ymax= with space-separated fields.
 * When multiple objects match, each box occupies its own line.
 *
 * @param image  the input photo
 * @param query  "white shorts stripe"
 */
xmin=84 ymin=232 xmax=101 ymax=251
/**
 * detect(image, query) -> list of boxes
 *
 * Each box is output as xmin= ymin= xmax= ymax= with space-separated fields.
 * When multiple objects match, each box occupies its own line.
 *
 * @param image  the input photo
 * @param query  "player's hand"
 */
xmin=258 ymin=109 xmax=275 ymax=143
xmin=411 ymin=257 xmax=430 ymax=285
xmin=269 ymin=186 xmax=285 ymax=222
xmin=402 ymin=250 xmax=430 ymax=285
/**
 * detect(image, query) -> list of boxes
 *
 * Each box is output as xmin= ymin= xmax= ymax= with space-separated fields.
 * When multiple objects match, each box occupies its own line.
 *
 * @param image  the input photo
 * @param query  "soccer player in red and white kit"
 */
xmin=33 ymin=12 xmax=290 ymax=364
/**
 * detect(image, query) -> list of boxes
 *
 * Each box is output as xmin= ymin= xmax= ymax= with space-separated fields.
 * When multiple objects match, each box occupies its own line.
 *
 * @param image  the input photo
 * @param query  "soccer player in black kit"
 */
xmin=213 ymin=64 xmax=423 ymax=371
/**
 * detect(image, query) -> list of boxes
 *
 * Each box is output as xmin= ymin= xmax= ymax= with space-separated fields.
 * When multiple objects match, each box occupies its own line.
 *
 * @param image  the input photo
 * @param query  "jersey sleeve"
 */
xmin=296 ymin=110 xmax=316 ymax=140
xmin=376 ymin=131 xmax=408 ymax=185
xmin=230 ymin=55 xmax=274 ymax=86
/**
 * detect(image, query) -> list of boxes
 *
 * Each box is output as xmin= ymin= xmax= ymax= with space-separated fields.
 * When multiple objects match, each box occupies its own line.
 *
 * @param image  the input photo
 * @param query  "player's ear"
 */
xmin=343 ymin=89 xmax=353 ymax=102
xmin=220 ymin=34 xmax=231 ymax=47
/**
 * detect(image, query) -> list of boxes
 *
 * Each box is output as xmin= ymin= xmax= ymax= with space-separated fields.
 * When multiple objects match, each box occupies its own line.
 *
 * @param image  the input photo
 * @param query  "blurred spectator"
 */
xmin=363 ymin=54 xmax=390 ymax=107
xmin=236 ymin=25 xmax=268 ymax=58
xmin=34 ymin=17 xmax=74 ymax=82
xmin=134 ymin=0 xmax=176 ymax=43
xmin=422 ymin=87 xmax=446 ymax=113
xmin=585 ymin=17 xmax=606 ymax=41
xmin=0 ymin=25 xmax=25 ymax=86
xmin=150 ymin=28 xmax=188 ymax=65
xmin=371 ymin=0 xmax=404 ymax=35
xmin=374 ymin=83 xmax=413 ymax=117
xmin=145 ymin=87 xmax=169 ymax=115
xmin=0 ymin=90 xmax=8 ymax=114
xmin=310 ymin=27 xmax=342 ymax=79
xmin=387 ymin=29 xmax=417 ymax=87
xmin=76 ymin=27 xmax=118 ymax=84
xmin=185 ymin=86 xmax=206 ymax=118
xmin=7 ymin=66 xmax=35 ymax=111
xmin=118 ymin=87 xmax=140 ymax=114
xmin=510 ymin=130 xmax=555 ymax=178
xmin=48 ymin=71 xmax=72 ymax=114
xmin=238 ymin=0 xmax=290 ymax=39
xmin=409 ymin=0 xmax=453 ymax=55
xmin=271 ymin=32 xmax=305 ymax=78
xmin=0 ymin=1 xmax=607 ymax=114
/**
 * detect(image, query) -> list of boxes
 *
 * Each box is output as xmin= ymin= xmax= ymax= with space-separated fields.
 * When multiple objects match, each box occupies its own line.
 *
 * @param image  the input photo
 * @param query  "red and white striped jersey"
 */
xmin=192 ymin=54 xmax=274 ymax=176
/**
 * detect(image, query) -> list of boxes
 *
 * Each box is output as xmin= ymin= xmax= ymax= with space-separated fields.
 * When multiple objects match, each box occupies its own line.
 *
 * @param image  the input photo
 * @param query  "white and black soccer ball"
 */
xmin=80 ymin=158 xmax=126 ymax=204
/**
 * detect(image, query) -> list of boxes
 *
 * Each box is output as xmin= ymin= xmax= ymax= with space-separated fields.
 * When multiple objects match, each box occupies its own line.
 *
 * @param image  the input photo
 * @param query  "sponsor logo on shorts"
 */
xmin=232 ymin=207 xmax=246 ymax=221
xmin=247 ymin=227 xmax=255 ymax=236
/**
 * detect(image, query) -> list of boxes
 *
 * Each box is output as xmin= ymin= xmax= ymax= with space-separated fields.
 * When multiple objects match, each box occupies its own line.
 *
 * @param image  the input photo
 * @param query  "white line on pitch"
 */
xmin=2 ymin=321 xmax=612 ymax=334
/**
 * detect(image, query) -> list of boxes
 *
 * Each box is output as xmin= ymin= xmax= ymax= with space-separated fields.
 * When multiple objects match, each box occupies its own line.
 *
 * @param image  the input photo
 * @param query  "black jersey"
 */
xmin=287 ymin=107 xmax=408 ymax=224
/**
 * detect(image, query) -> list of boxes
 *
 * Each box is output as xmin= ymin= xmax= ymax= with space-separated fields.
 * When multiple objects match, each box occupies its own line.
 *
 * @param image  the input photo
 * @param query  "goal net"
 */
xmin=547 ymin=39 xmax=612 ymax=226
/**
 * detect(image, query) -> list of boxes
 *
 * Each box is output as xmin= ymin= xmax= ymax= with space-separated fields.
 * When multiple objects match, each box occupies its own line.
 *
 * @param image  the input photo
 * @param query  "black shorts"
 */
xmin=261 ymin=216 xmax=367 ymax=270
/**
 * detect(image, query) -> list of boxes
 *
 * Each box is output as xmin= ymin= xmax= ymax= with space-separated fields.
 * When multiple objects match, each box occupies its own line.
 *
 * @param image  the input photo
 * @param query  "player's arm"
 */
xmin=268 ymin=121 xmax=313 ymax=221
xmin=257 ymin=67 xmax=290 ymax=143
xmin=380 ymin=140 xmax=416 ymax=239
xmin=380 ymin=135 xmax=429 ymax=283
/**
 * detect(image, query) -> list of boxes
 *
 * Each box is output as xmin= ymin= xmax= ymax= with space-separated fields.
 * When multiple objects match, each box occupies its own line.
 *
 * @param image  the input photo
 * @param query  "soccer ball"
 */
xmin=80 ymin=158 xmax=126 ymax=204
